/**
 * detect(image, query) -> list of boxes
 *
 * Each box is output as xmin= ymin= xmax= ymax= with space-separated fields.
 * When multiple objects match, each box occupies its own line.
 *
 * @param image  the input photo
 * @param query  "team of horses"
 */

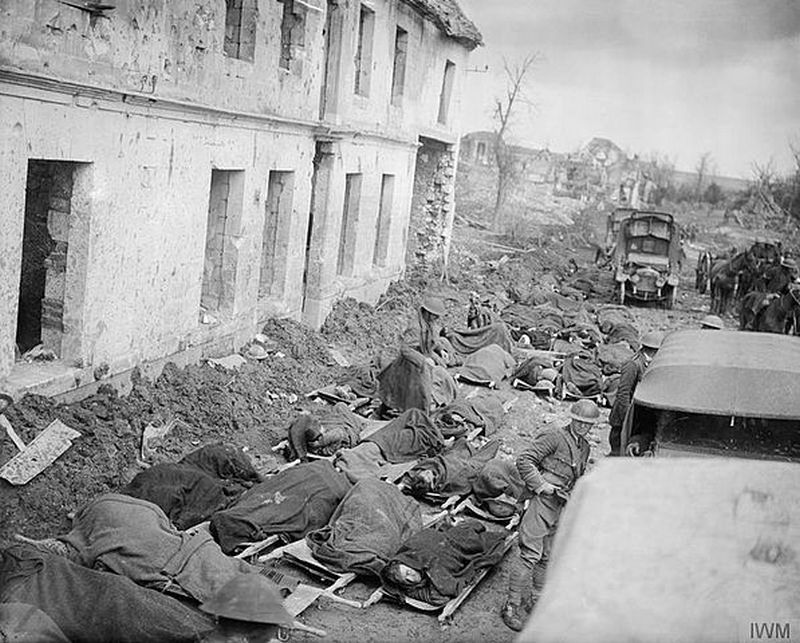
xmin=695 ymin=242 xmax=800 ymax=334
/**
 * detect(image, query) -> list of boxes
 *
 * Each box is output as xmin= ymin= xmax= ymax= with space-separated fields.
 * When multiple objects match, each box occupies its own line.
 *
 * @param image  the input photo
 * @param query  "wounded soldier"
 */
xmin=381 ymin=518 xmax=506 ymax=606
xmin=400 ymin=438 xmax=499 ymax=498
xmin=286 ymin=403 xmax=363 ymax=461
xmin=0 ymin=543 xmax=215 ymax=642
xmin=27 ymin=493 xmax=262 ymax=605
xmin=307 ymin=478 xmax=422 ymax=577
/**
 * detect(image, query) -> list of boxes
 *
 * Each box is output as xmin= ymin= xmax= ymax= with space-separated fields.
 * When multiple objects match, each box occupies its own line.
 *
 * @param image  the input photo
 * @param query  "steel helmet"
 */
xmin=420 ymin=295 xmax=445 ymax=317
xmin=199 ymin=575 xmax=293 ymax=626
xmin=640 ymin=331 xmax=664 ymax=350
xmin=539 ymin=368 xmax=559 ymax=382
xmin=569 ymin=399 xmax=600 ymax=424
xmin=700 ymin=314 xmax=724 ymax=330
xmin=782 ymin=257 xmax=798 ymax=270
xmin=533 ymin=379 xmax=555 ymax=392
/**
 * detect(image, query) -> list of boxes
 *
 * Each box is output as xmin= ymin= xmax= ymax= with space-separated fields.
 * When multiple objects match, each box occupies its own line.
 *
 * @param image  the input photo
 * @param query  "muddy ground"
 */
xmin=0 ymin=201 xmax=735 ymax=642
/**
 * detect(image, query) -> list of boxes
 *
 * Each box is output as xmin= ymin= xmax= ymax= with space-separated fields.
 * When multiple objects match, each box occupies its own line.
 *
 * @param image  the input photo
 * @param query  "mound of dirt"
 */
xmin=0 ymin=318 xmax=342 ymax=545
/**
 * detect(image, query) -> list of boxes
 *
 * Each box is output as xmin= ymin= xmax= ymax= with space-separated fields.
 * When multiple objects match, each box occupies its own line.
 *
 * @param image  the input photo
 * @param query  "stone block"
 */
xmin=47 ymin=209 xmax=70 ymax=240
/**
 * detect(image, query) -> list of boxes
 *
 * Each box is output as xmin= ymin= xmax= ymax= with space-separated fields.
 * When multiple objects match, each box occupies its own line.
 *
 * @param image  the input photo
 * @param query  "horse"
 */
xmin=741 ymin=284 xmax=800 ymax=333
xmin=695 ymin=250 xmax=712 ymax=294
xmin=757 ymin=284 xmax=800 ymax=333
xmin=710 ymin=250 xmax=755 ymax=316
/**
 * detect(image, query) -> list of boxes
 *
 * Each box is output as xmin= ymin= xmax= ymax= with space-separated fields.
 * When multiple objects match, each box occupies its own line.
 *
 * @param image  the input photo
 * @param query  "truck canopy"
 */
xmin=519 ymin=458 xmax=800 ymax=643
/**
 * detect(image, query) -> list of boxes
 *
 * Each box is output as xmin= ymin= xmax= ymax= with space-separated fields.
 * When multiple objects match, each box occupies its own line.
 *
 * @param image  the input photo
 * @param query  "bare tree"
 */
xmin=694 ymin=152 xmax=715 ymax=201
xmin=492 ymin=54 xmax=538 ymax=231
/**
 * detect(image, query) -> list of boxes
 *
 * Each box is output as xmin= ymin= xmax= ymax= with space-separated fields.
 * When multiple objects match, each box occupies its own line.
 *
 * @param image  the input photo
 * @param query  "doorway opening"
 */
xmin=16 ymin=160 xmax=89 ymax=360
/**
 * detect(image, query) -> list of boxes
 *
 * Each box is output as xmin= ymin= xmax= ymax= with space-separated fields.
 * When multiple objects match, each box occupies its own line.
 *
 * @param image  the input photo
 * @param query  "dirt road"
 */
xmin=0 ymin=211 xmax=721 ymax=642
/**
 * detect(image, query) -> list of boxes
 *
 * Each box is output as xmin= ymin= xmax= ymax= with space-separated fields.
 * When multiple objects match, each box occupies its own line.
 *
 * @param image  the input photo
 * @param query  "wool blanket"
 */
xmin=59 ymin=494 xmax=254 ymax=603
xmin=307 ymin=478 xmax=422 ymax=577
xmin=0 ymin=545 xmax=214 ymax=643
xmin=365 ymin=409 xmax=445 ymax=463
xmin=210 ymin=460 xmax=352 ymax=554
xmin=402 ymin=439 xmax=500 ymax=497
xmin=382 ymin=518 xmax=507 ymax=605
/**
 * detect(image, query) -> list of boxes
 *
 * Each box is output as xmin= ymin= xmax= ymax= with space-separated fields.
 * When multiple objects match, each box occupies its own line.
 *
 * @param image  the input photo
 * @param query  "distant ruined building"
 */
xmin=459 ymin=132 xmax=657 ymax=207
xmin=0 ymin=0 xmax=481 ymax=397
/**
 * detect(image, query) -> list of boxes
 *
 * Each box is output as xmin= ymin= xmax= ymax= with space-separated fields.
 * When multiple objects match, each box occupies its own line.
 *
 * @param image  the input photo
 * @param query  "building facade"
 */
xmin=0 ymin=0 xmax=480 ymax=395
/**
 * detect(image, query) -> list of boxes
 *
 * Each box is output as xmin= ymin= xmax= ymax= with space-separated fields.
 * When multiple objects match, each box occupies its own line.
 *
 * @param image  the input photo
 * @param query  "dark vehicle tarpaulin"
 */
xmin=632 ymin=330 xmax=800 ymax=420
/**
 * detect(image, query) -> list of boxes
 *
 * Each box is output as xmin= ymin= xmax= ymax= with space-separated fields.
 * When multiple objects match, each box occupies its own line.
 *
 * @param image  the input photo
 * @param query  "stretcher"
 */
xmin=363 ymin=530 xmax=518 ymax=625
xmin=453 ymin=495 xmax=523 ymax=530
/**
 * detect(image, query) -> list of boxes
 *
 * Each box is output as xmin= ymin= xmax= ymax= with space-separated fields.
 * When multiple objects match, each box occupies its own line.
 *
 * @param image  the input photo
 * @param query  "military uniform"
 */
xmin=516 ymin=424 xmax=590 ymax=566
xmin=503 ymin=423 xmax=590 ymax=624
xmin=608 ymin=352 xmax=648 ymax=454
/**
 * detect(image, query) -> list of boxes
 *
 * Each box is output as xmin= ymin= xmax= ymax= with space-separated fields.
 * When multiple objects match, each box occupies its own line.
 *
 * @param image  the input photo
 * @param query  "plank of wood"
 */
xmin=234 ymin=535 xmax=280 ymax=559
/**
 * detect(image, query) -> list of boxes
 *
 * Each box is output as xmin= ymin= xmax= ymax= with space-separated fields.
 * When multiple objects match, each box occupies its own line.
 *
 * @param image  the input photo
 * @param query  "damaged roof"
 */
xmin=403 ymin=0 xmax=483 ymax=50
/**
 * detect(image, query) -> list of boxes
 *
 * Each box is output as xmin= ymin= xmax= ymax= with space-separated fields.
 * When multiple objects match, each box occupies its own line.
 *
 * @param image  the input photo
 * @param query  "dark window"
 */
xmin=224 ymin=0 xmax=257 ymax=61
xmin=354 ymin=5 xmax=375 ymax=96
xmin=260 ymin=171 xmax=295 ymax=297
xmin=279 ymin=0 xmax=306 ymax=70
xmin=373 ymin=174 xmax=395 ymax=267
xmin=391 ymin=27 xmax=408 ymax=105
xmin=338 ymin=174 xmax=362 ymax=275
xmin=437 ymin=60 xmax=455 ymax=124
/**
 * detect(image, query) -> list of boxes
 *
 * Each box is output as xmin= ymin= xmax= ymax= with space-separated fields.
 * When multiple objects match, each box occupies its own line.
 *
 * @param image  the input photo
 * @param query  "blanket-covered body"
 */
xmin=0 ymin=544 xmax=214 ymax=642
xmin=210 ymin=460 xmax=352 ymax=554
xmin=307 ymin=478 xmax=422 ymax=577
xmin=382 ymin=519 xmax=507 ymax=605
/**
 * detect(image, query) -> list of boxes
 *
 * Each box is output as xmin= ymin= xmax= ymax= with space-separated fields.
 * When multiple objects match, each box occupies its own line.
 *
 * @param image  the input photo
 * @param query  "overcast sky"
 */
xmin=457 ymin=0 xmax=800 ymax=178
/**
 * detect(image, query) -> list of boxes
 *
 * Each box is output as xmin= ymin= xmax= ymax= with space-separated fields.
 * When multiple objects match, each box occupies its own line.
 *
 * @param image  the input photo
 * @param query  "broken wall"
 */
xmin=408 ymin=138 xmax=456 ymax=270
xmin=0 ymin=0 xmax=327 ymax=122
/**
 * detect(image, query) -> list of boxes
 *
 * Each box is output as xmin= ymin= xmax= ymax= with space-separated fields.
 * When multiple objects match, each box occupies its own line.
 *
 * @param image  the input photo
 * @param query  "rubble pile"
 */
xmin=0 ymin=318 xmax=341 ymax=544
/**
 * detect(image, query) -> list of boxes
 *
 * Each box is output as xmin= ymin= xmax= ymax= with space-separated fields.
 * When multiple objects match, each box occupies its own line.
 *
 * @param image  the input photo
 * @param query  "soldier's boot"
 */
xmin=502 ymin=560 xmax=531 ymax=632
xmin=522 ymin=559 xmax=548 ymax=613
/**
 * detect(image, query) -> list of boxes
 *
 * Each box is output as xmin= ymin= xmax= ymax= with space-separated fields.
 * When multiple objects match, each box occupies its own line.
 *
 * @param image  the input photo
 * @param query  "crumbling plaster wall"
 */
xmin=323 ymin=0 xmax=469 ymax=144
xmin=0 ymin=0 xmax=476 ymax=380
xmin=0 ymin=0 xmax=326 ymax=121
xmin=302 ymin=137 xmax=415 ymax=326
xmin=0 ymin=92 xmax=315 ymax=379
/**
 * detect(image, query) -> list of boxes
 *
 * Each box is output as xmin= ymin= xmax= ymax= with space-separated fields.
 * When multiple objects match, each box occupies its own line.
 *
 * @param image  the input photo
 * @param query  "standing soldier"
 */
xmin=501 ymin=399 xmax=599 ymax=631
xmin=607 ymin=331 xmax=663 ymax=456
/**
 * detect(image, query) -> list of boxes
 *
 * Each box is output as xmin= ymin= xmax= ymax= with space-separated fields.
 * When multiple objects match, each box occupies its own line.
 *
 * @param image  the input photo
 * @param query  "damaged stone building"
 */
xmin=0 ymin=0 xmax=481 ymax=396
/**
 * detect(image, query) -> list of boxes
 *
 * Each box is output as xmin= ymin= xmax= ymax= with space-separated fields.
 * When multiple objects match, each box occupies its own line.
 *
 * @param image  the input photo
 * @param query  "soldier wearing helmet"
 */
xmin=417 ymin=294 xmax=447 ymax=366
xmin=700 ymin=314 xmax=724 ymax=330
xmin=501 ymin=399 xmax=598 ymax=631
xmin=607 ymin=330 xmax=664 ymax=456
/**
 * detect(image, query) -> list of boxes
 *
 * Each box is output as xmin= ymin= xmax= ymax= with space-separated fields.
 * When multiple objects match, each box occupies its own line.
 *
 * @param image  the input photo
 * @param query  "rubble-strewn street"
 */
xmin=3 ymin=0 xmax=800 ymax=641
xmin=1 ymin=197 xmax=760 ymax=641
